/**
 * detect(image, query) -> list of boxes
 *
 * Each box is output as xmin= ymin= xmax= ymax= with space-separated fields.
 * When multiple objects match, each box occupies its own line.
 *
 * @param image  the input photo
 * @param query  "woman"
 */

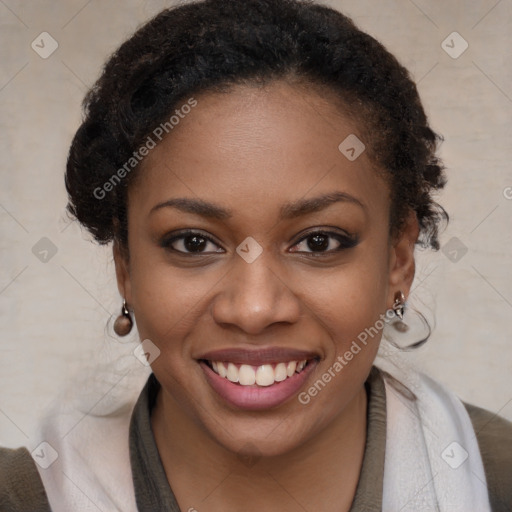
xmin=1 ymin=0 xmax=511 ymax=510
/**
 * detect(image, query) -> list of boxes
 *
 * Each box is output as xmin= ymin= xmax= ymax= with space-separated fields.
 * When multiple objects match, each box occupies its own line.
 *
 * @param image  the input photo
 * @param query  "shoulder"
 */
xmin=463 ymin=402 xmax=512 ymax=512
xmin=0 ymin=446 xmax=52 ymax=512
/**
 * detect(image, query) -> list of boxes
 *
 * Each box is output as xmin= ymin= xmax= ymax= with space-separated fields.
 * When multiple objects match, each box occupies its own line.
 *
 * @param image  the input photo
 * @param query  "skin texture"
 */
xmin=114 ymin=81 xmax=419 ymax=512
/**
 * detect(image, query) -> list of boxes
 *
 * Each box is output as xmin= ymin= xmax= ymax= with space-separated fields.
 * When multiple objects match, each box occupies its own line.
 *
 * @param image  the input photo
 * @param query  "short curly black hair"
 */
xmin=65 ymin=0 xmax=447 ymax=251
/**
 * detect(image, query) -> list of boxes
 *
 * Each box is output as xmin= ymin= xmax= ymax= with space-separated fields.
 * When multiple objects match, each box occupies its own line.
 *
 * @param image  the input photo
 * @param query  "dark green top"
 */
xmin=1 ymin=367 xmax=511 ymax=511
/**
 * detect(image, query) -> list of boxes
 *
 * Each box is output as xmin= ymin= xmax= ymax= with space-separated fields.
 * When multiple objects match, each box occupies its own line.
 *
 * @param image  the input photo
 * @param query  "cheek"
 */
xmin=305 ymin=267 xmax=389 ymax=399
xmin=298 ymin=250 xmax=389 ymax=347
xmin=127 ymin=252 xmax=219 ymax=353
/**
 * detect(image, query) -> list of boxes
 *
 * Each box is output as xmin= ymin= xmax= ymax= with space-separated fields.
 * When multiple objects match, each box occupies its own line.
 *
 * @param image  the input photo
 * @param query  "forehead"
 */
xmin=129 ymin=81 xmax=389 ymax=221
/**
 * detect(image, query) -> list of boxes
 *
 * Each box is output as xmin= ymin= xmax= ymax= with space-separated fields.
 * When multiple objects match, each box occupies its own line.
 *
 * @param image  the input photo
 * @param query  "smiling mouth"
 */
xmin=202 ymin=359 xmax=316 ymax=387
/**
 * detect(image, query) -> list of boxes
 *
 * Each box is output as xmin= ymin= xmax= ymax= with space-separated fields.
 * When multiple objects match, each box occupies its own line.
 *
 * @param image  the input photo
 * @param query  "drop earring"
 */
xmin=113 ymin=299 xmax=133 ymax=336
xmin=391 ymin=291 xmax=408 ymax=332
xmin=392 ymin=291 xmax=406 ymax=319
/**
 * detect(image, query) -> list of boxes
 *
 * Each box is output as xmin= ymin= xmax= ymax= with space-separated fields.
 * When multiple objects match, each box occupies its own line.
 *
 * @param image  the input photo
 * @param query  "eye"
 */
xmin=161 ymin=230 xmax=224 ymax=254
xmin=290 ymin=230 xmax=358 ymax=254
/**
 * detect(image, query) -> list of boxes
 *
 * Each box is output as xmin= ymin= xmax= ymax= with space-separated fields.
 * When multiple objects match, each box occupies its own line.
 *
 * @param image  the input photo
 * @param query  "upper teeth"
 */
xmin=211 ymin=360 xmax=308 ymax=387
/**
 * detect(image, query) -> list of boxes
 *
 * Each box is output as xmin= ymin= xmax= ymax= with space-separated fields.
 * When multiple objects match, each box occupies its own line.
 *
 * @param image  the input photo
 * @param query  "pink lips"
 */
xmin=197 ymin=347 xmax=319 ymax=411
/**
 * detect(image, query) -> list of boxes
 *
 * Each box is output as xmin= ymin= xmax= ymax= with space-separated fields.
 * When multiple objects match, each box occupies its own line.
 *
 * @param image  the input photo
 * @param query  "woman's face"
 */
xmin=115 ymin=81 xmax=418 ymax=457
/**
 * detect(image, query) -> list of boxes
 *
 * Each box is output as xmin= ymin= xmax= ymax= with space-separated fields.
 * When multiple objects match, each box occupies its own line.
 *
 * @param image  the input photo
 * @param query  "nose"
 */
xmin=211 ymin=252 xmax=301 ymax=336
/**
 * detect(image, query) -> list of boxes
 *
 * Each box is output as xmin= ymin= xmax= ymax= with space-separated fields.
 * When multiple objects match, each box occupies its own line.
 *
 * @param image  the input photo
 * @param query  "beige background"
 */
xmin=1 ymin=0 xmax=511 ymax=448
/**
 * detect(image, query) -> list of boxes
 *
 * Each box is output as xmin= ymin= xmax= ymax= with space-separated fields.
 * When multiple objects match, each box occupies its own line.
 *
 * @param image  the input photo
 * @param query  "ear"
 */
xmin=113 ymin=241 xmax=132 ymax=305
xmin=387 ymin=210 xmax=419 ymax=307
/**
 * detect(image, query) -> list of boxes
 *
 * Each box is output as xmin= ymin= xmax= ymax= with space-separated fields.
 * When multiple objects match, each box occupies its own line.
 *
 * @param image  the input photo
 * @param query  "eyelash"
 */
xmin=160 ymin=229 xmax=358 ymax=256
xmin=291 ymin=230 xmax=358 ymax=255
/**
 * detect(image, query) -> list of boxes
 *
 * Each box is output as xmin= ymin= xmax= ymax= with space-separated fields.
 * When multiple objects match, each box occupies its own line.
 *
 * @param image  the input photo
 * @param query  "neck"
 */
xmin=152 ymin=384 xmax=368 ymax=512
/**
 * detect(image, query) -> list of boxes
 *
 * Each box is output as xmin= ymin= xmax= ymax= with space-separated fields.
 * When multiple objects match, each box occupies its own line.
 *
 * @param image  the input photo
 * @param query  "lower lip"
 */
xmin=199 ymin=360 xmax=318 ymax=411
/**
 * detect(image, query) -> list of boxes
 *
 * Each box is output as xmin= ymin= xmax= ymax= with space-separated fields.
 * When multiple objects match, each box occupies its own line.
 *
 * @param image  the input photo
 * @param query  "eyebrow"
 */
xmin=150 ymin=191 xmax=366 ymax=220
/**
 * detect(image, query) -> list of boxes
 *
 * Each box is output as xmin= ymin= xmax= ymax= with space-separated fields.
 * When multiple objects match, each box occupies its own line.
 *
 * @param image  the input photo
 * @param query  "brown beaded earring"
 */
xmin=113 ymin=299 xmax=133 ymax=336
